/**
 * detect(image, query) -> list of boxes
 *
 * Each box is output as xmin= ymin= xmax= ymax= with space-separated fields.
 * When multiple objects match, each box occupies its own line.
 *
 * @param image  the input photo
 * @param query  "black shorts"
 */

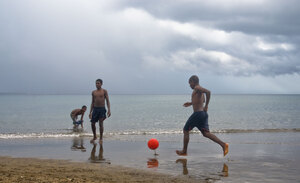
xmin=90 ymin=107 xmax=106 ymax=123
xmin=183 ymin=111 xmax=209 ymax=133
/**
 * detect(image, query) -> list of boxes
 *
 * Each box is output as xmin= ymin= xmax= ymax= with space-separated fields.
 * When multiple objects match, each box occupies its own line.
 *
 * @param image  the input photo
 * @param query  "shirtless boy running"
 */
xmin=176 ymin=75 xmax=229 ymax=156
xmin=89 ymin=79 xmax=111 ymax=144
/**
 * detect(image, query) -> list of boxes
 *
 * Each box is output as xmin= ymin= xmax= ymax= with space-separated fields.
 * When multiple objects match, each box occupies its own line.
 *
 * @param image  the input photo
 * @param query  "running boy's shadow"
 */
xmin=176 ymin=159 xmax=229 ymax=177
xmin=176 ymin=159 xmax=188 ymax=175
xmin=89 ymin=143 xmax=111 ymax=164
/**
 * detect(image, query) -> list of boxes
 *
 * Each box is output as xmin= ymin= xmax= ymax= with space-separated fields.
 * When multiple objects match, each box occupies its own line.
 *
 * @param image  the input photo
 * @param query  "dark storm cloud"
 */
xmin=0 ymin=0 xmax=299 ymax=94
xmin=119 ymin=0 xmax=300 ymax=77
xmin=120 ymin=0 xmax=300 ymax=36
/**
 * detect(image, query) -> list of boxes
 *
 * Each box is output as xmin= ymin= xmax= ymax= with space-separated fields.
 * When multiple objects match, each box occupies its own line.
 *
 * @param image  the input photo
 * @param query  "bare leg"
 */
xmin=90 ymin=122 xmax=97 ymax=143
xmin=176 ymin=130 xmax=189 ymax=156
xmin=202 ymin=131 xmax=229 ymax=156
xmin=99 ymin=119 xmax=104 ymax=144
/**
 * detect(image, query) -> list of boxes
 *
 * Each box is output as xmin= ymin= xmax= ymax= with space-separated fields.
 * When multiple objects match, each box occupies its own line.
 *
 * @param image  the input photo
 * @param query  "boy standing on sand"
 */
xmin=176 ymin=75 xmax=229 ymax=156
xmin=70 ymin=106 xmax=87 ymax=128
xmin=89 ymin=79 xmax=111 ymax=144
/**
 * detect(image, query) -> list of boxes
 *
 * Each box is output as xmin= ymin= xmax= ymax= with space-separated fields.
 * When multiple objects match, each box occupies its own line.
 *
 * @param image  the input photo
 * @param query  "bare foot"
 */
xmin=176 ymin=150 xmax=187 ymax=156
xmin=90 ymin=138 xmax=97 ymax=143
xmin=99 ymin=139 xmax=103 ymax=144
xmin=223 ymin=143 xmax=229 ymax=156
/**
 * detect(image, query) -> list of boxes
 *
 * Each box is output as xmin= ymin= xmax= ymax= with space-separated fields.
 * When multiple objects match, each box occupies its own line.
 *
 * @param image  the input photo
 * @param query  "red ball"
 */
xmin=148 ymin=138 xmax=159 ymax=150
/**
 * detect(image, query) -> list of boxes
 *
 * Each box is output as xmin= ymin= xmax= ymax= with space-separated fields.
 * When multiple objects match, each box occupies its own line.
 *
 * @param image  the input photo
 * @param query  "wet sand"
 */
xmin=0 ymin=156 xmax=199 ymax=183
xmin=0 ymin=132 xmax=300 ymax=182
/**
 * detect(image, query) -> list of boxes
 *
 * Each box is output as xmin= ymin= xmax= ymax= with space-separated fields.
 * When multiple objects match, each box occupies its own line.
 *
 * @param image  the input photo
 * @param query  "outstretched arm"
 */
xmin=105 ymin=90 xmax=111 ymax=117
xmin=183 ymin=102 xmax=192 ymax=107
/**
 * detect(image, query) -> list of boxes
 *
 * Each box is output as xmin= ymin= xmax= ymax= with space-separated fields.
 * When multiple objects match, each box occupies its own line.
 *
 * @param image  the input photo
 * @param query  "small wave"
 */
xmin=0 ymin=130 xmax=183 ymax=139
xmin=0 ymin=132 xmax=92 ymax=139
xmin=107 ymin=130 xmax=184 ymax=136
xmin=212 ymin=128 xmax=300 ymax=133
xmin=106 ymin=128 xmax=300 ymax=136
xmin=1 ymin=128 xmax=299 ymax=139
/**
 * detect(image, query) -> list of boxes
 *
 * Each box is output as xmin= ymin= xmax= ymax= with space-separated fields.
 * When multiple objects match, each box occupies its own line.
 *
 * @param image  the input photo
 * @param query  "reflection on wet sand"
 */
xmin=147 ymin=158 xmax=159 ymax=168
xmin=71 ymin=137 xmax=86 ymax=152
xmin=176 ymin=159 xmax=229 ymax=178
xmin=176 ymin=159 xmax=188 ymax=175
xmin=89 ymin=143 xmax=111 ymax=164
xmin=72 ymin=127 xmax=84 ymax=133
xmin=222 ymin=163 xmax=228 ymax=177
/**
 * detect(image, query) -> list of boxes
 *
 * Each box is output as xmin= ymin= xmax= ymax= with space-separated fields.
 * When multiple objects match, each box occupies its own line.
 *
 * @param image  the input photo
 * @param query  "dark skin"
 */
xmin=176 ymin=80 xmax=228 ymax=156
xmin=71 ymin=108 xmax=86 ymax=128
xmin=89 ymin=81 xmax=111 ymax=144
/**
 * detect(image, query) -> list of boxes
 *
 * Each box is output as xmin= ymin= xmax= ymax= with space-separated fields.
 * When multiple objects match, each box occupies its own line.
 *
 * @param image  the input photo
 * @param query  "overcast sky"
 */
xmin=0 ymin=0 xmax=299 ymax=94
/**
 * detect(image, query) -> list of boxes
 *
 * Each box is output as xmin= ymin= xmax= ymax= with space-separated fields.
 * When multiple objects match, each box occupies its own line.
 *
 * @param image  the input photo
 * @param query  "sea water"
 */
xmin=0 ymin=94 xmax=299 ymax=139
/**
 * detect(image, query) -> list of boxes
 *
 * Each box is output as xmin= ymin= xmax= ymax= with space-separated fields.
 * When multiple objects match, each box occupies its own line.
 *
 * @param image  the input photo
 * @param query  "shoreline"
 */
xmin=0 ymin=156 xmax=199 ymax=183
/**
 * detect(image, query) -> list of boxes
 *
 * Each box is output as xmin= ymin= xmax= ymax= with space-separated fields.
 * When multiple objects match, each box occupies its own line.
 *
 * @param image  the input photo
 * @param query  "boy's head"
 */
xmin=81 ymin=105 xmax=87 ymax=112
xmin=96 ymin=79 xmax=103 ymax=89
xmin=189 ymin=75 xmax=199 ymax=89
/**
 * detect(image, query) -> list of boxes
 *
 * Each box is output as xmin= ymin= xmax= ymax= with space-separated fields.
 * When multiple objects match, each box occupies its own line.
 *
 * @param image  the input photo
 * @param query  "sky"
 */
xmin=0 ymin=0 xmax=300 ymax=94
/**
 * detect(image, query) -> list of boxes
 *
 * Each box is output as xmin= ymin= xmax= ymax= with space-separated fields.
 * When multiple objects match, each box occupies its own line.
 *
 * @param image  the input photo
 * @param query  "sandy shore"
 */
xmin=0 ymin=156 xmax=200 ymax=183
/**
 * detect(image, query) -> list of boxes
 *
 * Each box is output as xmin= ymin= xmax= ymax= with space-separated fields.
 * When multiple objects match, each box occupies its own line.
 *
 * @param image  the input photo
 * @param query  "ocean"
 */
xmin=0 ymin=94 xmax=299 ymax=139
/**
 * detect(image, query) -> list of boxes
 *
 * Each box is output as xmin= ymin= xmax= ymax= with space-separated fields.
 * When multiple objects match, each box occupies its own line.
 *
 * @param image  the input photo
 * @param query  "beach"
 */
xmin=0 ymin=156 xmax=200 ymax=183
xmin=1 ymin=94 xmax=300 ymax=182
xmin=1 ymin=0 xmax=300 ymax=181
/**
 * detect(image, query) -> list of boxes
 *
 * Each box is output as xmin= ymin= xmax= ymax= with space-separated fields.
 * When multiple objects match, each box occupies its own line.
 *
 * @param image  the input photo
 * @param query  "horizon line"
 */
xmin=0 ymin=92 xmax=299 ymax=95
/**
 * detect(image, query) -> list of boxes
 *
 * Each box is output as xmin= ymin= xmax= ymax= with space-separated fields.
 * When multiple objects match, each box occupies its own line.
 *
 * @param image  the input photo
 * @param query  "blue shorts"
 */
xmin=183 ymin=111 xmax=209 ymax=133
xmin=90 ymin=107 xmax=106 ymax=123
xmin=74 ymin=120 xmax=83 ymax=125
